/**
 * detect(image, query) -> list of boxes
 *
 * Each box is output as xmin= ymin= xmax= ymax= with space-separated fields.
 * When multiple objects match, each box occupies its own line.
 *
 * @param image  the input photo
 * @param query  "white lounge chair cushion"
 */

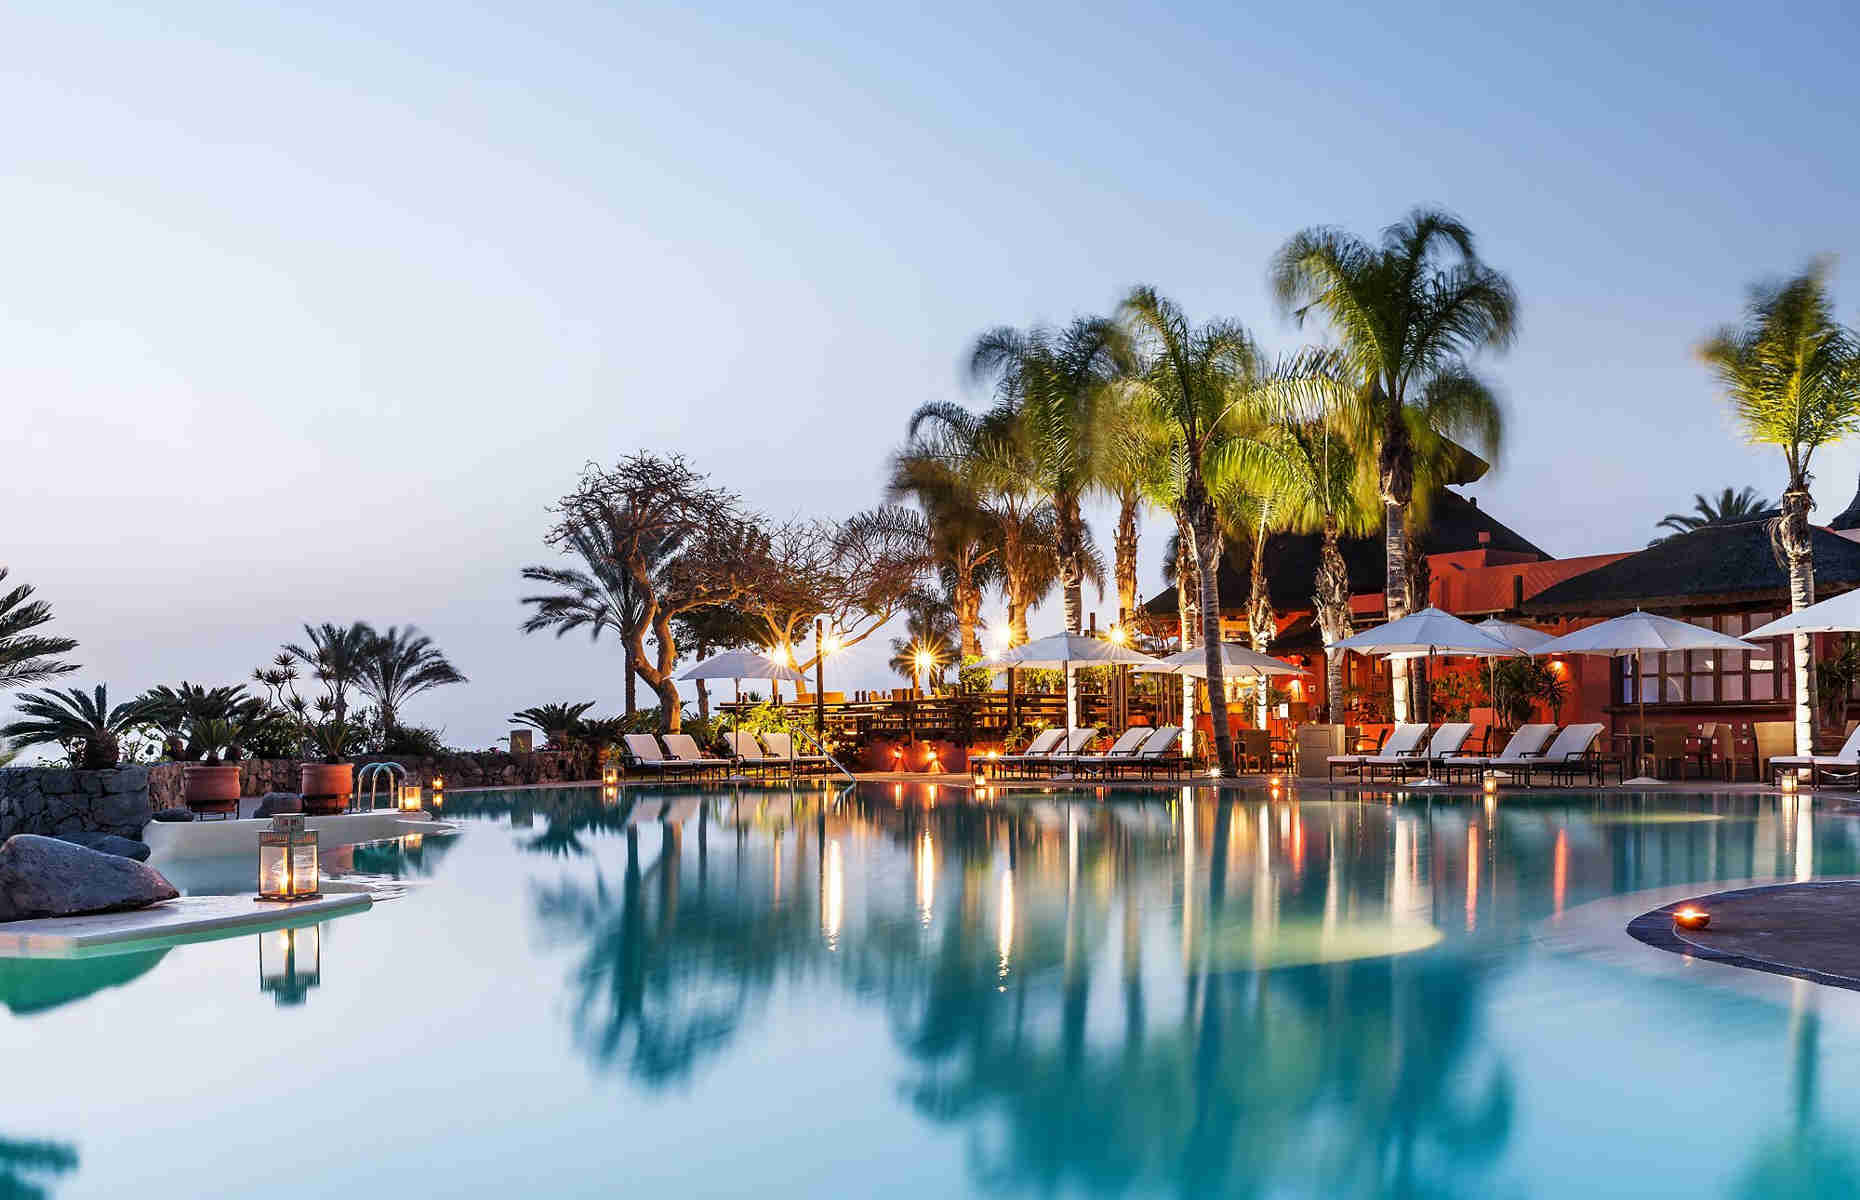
xmin=1138 ymin=726 xmax=1183 ymax=757
xmin=624 ymin=734 xmax=680 ymax=766
xmin=662 ymin=734 xmax=729 ymax=764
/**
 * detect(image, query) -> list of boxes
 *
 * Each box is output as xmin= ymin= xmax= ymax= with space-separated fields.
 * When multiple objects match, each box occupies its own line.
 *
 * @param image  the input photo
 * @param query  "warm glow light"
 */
xmin=822 ymin=631 xmax=843 ymax=656
xmin=1482 ymin=773 xmax=1499 ymax=797
xmin=432 ymin=775 xmax=444 ymax=790
xmin=1109 ymin=625 xmax=1128 ymax=645
xmin=1673 ymin=906 xmax=1711 ymax=930
xmin=257 ymin=815 xmax=319 ymax=902
xmin=997 ymin=869 xmax=1015 ymax=980
xmin=914 ymin=649 xmax=934 ymax=672
xmin=916 ymin=831 xmax=936 ymax=923
xmin=821 ymin=840 xmax=844 ymax=946
xmin=602 ymin=765 xmax=619 ymax=786
xmin=1780 ymin=771 xmax=1800 ymax=794
xmin=400 ymin=784 xmax=422 ymax=811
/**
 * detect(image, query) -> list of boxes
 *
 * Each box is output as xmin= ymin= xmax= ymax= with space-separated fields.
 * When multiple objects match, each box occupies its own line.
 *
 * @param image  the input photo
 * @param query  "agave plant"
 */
xmin=3 ymin=685 xmax=150 ymax=769
xmin=512 ymin=701 xmax=596 ymax=746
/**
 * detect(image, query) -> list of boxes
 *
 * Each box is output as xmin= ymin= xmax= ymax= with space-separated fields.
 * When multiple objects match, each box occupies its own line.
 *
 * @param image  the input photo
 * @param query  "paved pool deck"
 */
xmin=1630 ymin=881 xmax=1860 ymax=993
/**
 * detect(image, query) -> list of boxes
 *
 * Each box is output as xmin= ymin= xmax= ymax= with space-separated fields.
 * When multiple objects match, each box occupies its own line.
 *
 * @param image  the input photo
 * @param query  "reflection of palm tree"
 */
xmin=1732 ymin=986 xmax=1860 ymax=1198
xmin=0 ymin=1133 xmax=78 ymax=1200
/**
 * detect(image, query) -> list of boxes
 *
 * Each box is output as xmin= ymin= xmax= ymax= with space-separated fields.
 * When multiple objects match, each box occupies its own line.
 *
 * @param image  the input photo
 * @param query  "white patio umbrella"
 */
xmin=990 ymin=632 xmax=1164 ymax=730
xmin=678 ymin=649 xmax=808 ymax=778
xmin=1331 ymin=608 xmax=1522 ymax=785
xmin=1746 ymin=590 xmax=1860 ymax=638
xmin=1533 ymin=611 xmax=1760 ymax=785
xmin=1135 ymin=641 xmax=1310 ymax=680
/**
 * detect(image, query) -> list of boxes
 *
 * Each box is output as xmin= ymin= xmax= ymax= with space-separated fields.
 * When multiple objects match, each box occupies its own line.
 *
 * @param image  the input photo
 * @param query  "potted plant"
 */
xmin=297 ymin=706 xmax=356 ymax=816
xmin=182 ymin=717 xmax=243 ymax=817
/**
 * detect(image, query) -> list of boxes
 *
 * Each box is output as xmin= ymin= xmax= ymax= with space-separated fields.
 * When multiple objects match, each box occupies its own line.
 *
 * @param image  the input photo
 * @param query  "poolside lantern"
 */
xmin=257 ymin=815 xmax=320 ymax=902
xmin=1672 ymin=906 xmax=1711 ymax=931
xmin=1780 ymin=771 xmax=1800 ymax=794
xmin=602 ymin=764 xmax=619 ymax=787
xmin=1482 ymin=772 xmax=1499 ymax=797
xmin=400 ymin=784 xmax=423 ymax=811
xmin=432 ymin=774 xmax=445 ymax=792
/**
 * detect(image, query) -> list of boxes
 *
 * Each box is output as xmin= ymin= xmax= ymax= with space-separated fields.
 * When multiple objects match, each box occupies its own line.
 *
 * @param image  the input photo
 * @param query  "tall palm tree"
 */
xmin=1120 ymin=285 xmax=1262 ymax=775
xmin=519 ymin=518 xmax=669 ymax=714
xmin=886 ymin=426 xmax=1001 ymax=658
xmin=357 ymin=626 xmax=467 ymax=733
xmin=0 ymin=569 xmax=78 ymax=691
xmin=889 ymin=601 xmax=959 ymax=690
xmin=281 ymin=622 xmax=375 ymax=726
xmin=1272 ymin=208 xmax=1515 ymax=720
xmin=1700 ymin=261 xmax=1860 ymax=757
xmin=969 ymin=318 xmax=1129 ymax=635
xmin=1651 ymin=485 xmax=1775 ymax=544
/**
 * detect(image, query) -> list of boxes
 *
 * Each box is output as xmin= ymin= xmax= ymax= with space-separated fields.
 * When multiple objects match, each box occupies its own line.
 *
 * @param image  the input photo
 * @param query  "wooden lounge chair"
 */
xmin=662 ymin=733 xmax=731 ymax=778
xmin=1058 ymin=728 xmax=1152 ymax=778
xmin=758 ymin=731 xmax=830 ymax=775
xmin=623 ymin=733 xmax=690 ymax=777
xmin=1525 ymin=723 xmax=1610 ymax=785
xmin=1365 ymin=723 xmax=1472 ymax=782
xmin=1445 ymin=723 xmax=1556 ymax=783
xmin=1329 ymin=724 xmax=1428 ymax=782
xmin=996 ymin=728 xmax=1067 ymax=779
xmin=1770 ymin=724 xmax=1860 ymax=787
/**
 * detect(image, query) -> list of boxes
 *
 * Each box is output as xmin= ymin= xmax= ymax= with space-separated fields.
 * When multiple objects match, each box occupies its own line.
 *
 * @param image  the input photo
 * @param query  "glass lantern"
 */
xmin=257 ymin=815 xmax=320 ymax=901
xmin=602 ymin=764 xmax=620 ymax=787
xmin=258 ymin=925 xmax=322 ymax=1006
xmin=400 ymin=784 xmax=423 ymax=811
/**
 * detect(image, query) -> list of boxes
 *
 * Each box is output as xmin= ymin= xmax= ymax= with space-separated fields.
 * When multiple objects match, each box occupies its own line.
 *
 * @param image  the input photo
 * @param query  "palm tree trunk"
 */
xmin=955 ymin=559 xmax=982 ymax=659
xmin=1058 ymin=500 xmax=1084 ymax=636
xmin=1384 ymin=501 xmax=1412 ymax=722
xmin=696 ymin=678 xmax=711 ymax=721
xmin=1176 ymin=512 xmax=1200 ymax=736
xmin=1248 ymin=508 xmax=1274 ymax=730
xmin=1188 ymin=483 xmax=1236 ymax=776
xmin=1115 ymin=492 xmax=1140 ymax=624
xmin=1780 ymin=485 xmax=1819 ymax=756
xmin=1314 ymin=514 xmax=1354 ymax=724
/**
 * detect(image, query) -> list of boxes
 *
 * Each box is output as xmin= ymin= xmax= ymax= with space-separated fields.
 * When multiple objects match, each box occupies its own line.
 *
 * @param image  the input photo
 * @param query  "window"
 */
xmin=1614 ymin=611 xmax=1788 ymax=705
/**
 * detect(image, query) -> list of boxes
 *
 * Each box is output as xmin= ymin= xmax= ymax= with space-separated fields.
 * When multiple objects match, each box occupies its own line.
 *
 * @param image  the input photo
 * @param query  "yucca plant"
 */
xmin=3 ymin=685 xmax=149 ymax=768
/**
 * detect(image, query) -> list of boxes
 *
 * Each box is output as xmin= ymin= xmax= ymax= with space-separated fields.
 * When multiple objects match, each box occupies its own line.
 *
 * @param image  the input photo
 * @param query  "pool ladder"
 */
xmin=355 ymin=761 xmax=409 ymax=810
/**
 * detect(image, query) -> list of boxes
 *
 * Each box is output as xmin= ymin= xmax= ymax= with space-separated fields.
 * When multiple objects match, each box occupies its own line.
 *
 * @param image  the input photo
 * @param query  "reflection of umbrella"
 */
xmin=1136 ymin=642 xmax=1309 ymax=680
xmin=1332 ymin=608 xmax=1520 ymax=784
xmin=1535 ymin=611 xmax=1758 ymax=784
xmin=990 ymin=632 xmax=1163 ymax=729
xmin=678 ymin=650 xmax=808 ymax=777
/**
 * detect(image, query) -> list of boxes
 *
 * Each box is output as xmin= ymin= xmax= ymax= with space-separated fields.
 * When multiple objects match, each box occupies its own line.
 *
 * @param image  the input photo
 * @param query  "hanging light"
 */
xmin=257 ymin=815 xmax=319 ymax=902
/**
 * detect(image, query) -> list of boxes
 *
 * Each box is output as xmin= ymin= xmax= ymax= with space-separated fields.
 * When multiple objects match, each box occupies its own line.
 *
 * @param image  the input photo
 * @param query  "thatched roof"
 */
xmin=1524 ymin=517 xmax=1860 ymax=615
xmin=1830 ymin=479 xmax=1860 ymax=531
xmin=1141 ymin=489 xmax=1547 ymax=618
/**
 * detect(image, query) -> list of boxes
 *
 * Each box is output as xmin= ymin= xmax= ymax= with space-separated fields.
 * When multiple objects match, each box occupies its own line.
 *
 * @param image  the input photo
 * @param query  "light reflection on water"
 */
xmin=1 ymin=785 xmax=1860 ymax=1197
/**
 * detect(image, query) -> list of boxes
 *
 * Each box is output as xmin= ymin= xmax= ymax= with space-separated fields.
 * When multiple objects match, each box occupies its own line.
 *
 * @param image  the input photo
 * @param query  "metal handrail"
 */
xmin=355 ymin=761 xmax=407 ymax=810
xmin=792 ymin=724 xmax=856 ymax=783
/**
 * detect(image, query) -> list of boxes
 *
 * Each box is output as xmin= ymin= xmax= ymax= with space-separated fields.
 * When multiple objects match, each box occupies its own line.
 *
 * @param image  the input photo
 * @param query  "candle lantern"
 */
xmin=1482 ymin=772 xmax=1499 ymax=797
xmin=1780 ymin=771 xmax=1799 ymax=794
xmin=400 ymin=784 xmax=423 ymax=811
xmin=602 ymin=764 xmax=620 ymax=787
xmin=257 ymin=815 xmax=320 ymax=902
xmin=1672 ymin=906 xmax=1711 ymax=931
xmin=432 ymin=774 xmax=445 ymax=791
xmin=603 ymin=784 xmax=619 ymax=803
xmin=259 ymin=925 xmax=322 ymax=1006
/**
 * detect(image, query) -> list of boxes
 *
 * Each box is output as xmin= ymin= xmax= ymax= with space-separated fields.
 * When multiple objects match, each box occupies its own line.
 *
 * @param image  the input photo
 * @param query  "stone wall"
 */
xmin=146 ymin=748 xmax=600 ymax=809
xmin=0 ymin=766 xmax=153 ymax=842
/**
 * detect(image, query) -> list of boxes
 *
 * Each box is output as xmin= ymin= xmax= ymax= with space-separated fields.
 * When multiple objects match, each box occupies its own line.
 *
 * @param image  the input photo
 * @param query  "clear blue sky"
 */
xmin=5 ymin=1 xmax=1858 ymax=747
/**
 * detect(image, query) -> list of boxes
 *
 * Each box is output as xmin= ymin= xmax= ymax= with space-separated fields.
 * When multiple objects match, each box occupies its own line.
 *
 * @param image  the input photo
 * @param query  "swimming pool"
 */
xmin=3 ymin=783 xmax=1858 ymax=1197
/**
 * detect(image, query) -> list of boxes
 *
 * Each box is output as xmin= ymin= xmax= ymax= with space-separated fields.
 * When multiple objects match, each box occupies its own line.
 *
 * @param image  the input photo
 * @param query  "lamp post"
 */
xmin=814 ymin=617 xmax=828 ymax=740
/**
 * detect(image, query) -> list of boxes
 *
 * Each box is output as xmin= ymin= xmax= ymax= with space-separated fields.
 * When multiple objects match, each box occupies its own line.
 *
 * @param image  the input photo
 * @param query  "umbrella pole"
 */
xmin=1620 ymin=648 xmax=1663 ymax=786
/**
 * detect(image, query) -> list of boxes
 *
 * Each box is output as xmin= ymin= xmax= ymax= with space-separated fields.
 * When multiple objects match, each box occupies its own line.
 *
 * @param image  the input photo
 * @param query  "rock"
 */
xmin=56 ymin=832 xmax=151 ymax=862
xmin=252 ymin=793 xmax=302 ymax=818
xmin=0 ymin=835 xmax=177 ymax=922
xmin=150 ymin=807 xmax=195 ymax=823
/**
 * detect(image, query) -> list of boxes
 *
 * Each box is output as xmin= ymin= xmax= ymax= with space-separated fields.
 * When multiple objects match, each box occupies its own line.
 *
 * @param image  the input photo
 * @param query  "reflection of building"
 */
xmin=258 ymin=925 xmax=321 ymax=1007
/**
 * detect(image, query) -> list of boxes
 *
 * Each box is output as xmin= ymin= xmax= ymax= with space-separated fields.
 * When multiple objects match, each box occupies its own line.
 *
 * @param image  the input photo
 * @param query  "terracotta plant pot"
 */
xmin=183 ymin=764 xmax=242 ymax=818
xmin=299 ymin=762 xmax=354 ymax=816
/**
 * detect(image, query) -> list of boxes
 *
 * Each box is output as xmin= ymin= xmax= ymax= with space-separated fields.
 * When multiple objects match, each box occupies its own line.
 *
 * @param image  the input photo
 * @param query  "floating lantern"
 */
xmin=400 ymin=784 xmax=423 ymax=811
xmin=257 ymin=815 xmax=319 ymax=902
xmin=1672 ymin=906 xmax=1711 ymax=931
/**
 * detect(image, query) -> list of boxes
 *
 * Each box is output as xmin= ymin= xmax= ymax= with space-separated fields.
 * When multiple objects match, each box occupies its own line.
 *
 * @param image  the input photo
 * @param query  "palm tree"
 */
xmin=281 ymin=622 xmax=375 ymax=726
xmin=1651 ymin=485 xmax=1775 ymax=544
xmin=888 ymin=422 xmax=1002 ymax=659
xmin=1272 ymin=208 xmax=1516 ymax=721
xmin=3 ymin=685 xmax=148 ymax=768
xmin=969 ymin=318 xmax=1129 ymax=635
xmin=1119 ymin=285 xmax=1262 ymax=775
xmin=0 ymin=569 xmax=78 ymax=691
xmin=889 ymin=602 xmax=959 ymax=691
xmin=512 ymin=701 xmax=596 ymax=746
xmin=357 ymin=626 xmax=467 ymax=733
xmin=1700 ymin=261 xmax=1860 ymax=757
xmin=519 ymin=517 xmax=669 ymax=715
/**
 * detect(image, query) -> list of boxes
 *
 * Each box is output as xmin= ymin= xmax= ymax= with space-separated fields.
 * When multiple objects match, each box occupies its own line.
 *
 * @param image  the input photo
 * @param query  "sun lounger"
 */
xmin=1769 ymin=724 xmax=1860 ymax=787
xmin=724 ymin=731 xmax=781 ymax=775
xmin=1364 ymin=723 xmax=1472 ymax=782
xmin=1526 ymin=723 xmax=1611 ymax=785
xmin=995 ymin=728 xmax=1066 ymax=779
xmin=1132 ymin=725 xmax=1186 ymax=779
xmin=1329 ymin=724 xmax=1428 ymax=781
xmin=623 ymin=733 xmax=690 ymax=777
xmin=757 ymin=731 xmax=829 ymax=774
xmin=1038 ymin=728 xmax=1101 ymax=778
xmin=662 ymin=733 xmax=731 ymax=778
xmin=1445 ymin=723 xmax=1557 ymax=783
xmin=1055 ymin=727 xmax=1152 ymax=777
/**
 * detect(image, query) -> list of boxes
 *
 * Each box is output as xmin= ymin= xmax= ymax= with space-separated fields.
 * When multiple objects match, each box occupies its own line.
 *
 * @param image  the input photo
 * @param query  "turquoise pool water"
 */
xmin=4 ymin=783 xmax=1860 ymax=1197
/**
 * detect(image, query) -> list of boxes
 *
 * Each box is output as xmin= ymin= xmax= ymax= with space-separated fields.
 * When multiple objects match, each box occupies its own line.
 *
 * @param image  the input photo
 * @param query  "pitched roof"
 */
xmin=1524 ymin=518 xmax=1860 ymax=615
xmin=1831 ymin=480 xmax=1860 ymax=531
xmin=1140 ymin=489 xmax=1548 ymax=618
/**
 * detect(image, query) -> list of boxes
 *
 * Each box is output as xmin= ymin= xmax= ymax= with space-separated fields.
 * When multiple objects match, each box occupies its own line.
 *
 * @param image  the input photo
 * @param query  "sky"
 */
xmin=3 ymin=1 xmax=1859 ymax=749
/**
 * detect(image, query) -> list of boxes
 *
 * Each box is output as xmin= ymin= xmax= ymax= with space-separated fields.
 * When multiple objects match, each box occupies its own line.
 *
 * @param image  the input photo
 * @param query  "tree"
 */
xmin=1700 ymin=261 xmax=1860 ymax=757
xmin=281 ymin=622 xmax=375 ymax=726
xmin=889 ymin=600 xmax=959 ymax=690
xmin=671 ymin=605 xmax=764 ymax=720
xmin=887 ymin=424 xmax=1002 ymax=658
xmin=1650 ymin=485 xmax=1775 ymax=545
xmin=3 ymin=685 xmax=148 ymax=768
xmin=1120 ymin=285 xmax=1261 ymax=775
xmin=969 ymin=318 xmax=1128 ymax=635
xmin=357 ymin=626 xmax=466 ymax=733
xmin=1273 ymin=208 xmax=1515 ymax=720
xmin=519 ymin=516 xmax=669 ymax=715
xmin=736 ymin=514 xmax=932 ymax=670
xmin=0 ymin=569 xmax=78 ymax=692
xmin=539 ymin=453 xmax=764 ymax=733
